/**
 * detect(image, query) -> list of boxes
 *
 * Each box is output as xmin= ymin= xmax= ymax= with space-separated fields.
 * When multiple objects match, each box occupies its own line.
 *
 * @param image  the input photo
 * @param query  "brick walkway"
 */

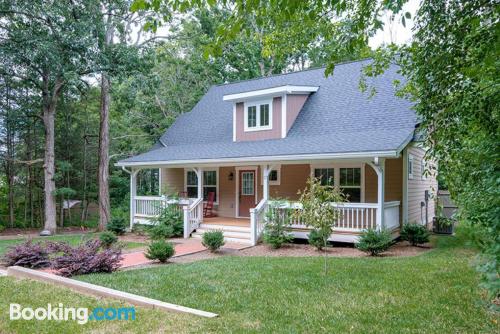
xmin=119 ymin=238 xmax=249 ymax=268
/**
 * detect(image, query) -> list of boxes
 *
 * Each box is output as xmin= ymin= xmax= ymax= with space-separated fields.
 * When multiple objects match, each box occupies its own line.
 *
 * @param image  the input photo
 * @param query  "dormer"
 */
xmin=223 ymin=85 xmax=318 ymax=142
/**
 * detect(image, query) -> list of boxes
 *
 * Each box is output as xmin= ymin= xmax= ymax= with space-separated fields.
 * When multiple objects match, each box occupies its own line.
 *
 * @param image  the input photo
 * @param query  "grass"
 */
xmin=0 ymin=236 xmax=498 ymax=333
xmin=0 ymin=234 xmax=144 ymax=255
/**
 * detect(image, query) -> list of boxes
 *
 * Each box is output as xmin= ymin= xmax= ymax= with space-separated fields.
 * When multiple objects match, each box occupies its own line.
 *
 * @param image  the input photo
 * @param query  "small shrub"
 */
xmin=153 ymin=206 xmax=184 ymax=237
xmin=145 ymin=240 xmax=175 ymax=263
xmin=99 ymin=231 xmax=118 ymax=248
xmin=262 ymin=202 xmax=293 ymax=249
xmin=356 ymin=229 xmax=393 ymax=256
xmin=148 ymin=224 xmax=174 ymax=240
xmin=308 ymin=229 xmax=330 ymax=250
xmin=51 ymin=239 xmax=123 ymax=277
xmin=202 ymin=230 xmax=225 ymax=252
xmin=132 ymin=224 xmax=149 ymax=236
xmin=2 ymin=240 xmax=51 ymax=268
xmin=401 ymin=223 xmax=430 ymax=246
xmin=107 ymin=217 xmax=127 ymax=235
xmin=0 ymin=224 xmax=5 ymax=233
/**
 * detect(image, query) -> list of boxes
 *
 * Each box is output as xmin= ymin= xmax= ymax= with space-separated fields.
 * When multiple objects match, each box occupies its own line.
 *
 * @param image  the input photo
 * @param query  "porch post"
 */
xmin=376 ymin=159 xmax=386 ymax=230
xmin=195 ymin=167 xmax=203 ymax=223
xmin=263 ymin=165 xmax=271 ymax=200
xmin=129 ymin=169 xmax=139 ymax=230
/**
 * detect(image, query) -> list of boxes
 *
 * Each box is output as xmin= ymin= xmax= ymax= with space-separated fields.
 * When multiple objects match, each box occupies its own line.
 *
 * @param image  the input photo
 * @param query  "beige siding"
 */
xmin=161 ymin=168 xmax=184 ymax=195
xmin=218 ymin=167 xmax=236 ymax=217
xmin=407 ymin=145 xmax=438 ymax=226
xmin=269 ymin=164 xmax=310 ymax=200
xmin=364 ymin=158 xmax=403 ymax=203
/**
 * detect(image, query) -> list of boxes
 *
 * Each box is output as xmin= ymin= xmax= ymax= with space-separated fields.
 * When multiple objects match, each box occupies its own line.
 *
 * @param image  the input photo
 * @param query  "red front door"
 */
xmin=239 ymin=170 xmax=255 ymax=217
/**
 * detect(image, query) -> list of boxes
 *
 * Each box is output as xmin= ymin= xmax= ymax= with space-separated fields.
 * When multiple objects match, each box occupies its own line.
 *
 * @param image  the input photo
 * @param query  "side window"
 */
xmin=408 ymin=154 xmax=414 ymax=180
xmin=244 ymin=100 xmax=272 ymax=131
xmin=339 ymin=168 xmax=361 ymax=202
xmin=314 ymin=168 xmax=334 ymax=186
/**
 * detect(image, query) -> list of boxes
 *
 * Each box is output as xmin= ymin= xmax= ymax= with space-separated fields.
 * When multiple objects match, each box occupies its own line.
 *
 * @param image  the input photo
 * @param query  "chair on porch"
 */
xmin=203 ymin=192 xmax=216 ymax=218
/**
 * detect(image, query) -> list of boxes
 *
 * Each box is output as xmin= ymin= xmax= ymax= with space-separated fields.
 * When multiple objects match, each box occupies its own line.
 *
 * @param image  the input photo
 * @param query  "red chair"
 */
xmin=203 ymin=192 xmax=216 ymax=217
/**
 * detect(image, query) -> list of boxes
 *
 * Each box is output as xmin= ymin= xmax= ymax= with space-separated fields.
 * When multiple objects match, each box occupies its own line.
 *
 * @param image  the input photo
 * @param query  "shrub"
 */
xmin=153 ymin=206 xmax=183 ymax=237
xmin=356 ymin=229 xmax=393 ymax=256
xmin=148 ymin=224 xmax=174 ymax=240
xmin=2 ymin=240 xmax=51 ymax=268
xmin=99 ymin=231 xmax=118 ymax=248
xmin=132 ymin=224 xmax=149 ymax=236
xmin=51 ymin=239 xmax=123 ymax=277
xmin=0 ymin=224 xmax=5 ymax=233
xmin=145 ymin=240 xmax=175 ymax=263
xmin=308 ymin=229 xmax=331 ymax=250
xmin=262 ymin=202 xmax=293 ymax=249
xmin=107 ymin=217 xmax=127 ymax=235
xmin=202 ymin=230 xmax=225 ymax=252
xmin=401 ymin=223 xmax=430 ymax=246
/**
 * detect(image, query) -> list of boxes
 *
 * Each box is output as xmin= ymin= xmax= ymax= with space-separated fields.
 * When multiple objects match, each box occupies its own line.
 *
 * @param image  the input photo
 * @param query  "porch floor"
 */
xmin=203 ymin=217 xmax=250 ymax=227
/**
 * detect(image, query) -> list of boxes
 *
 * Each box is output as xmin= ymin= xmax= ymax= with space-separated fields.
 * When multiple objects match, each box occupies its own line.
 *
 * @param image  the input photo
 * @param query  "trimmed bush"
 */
xmin=308 ymin=229 xmax=330 ymax=250
xmin=2 ymin=240 xmax=51 ymax=268
xmin=202 ymin=230 xmax=225 ymax=252
xmin=356 ymin=229 xmax=393 ymax=256
xmin=50 ymin=240 xmax=123 ymax=277
xmin=262 ymin=204 xmax=293 ymax=249
xmin=153 ymin=206 xmax=184 ymax=237
xmin=401 ymin=223 xmax=430 ymax=246
xmin=99 ymin=231 xmax=118 ymax=248
xmin=145 ymin=240 xmax=175 ymax=263
xmin=148 ymin=224 xmax=174 ymax=240
xmin=107 ymin=217 xmax=127 ymax=235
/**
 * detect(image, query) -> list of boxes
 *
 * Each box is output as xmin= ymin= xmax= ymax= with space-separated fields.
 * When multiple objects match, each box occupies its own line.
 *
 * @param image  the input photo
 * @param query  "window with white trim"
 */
xmin=261 ymin=167 xmax=281 ymax=185
xmin=244 ymin=100 xmax=272 ymax=131
xmin=340 ymin=168 xmax=361 ymax=202
xmin=185 ymin=170 xmax=218 ymax=202
xmin=314 ymin=168 xmax=334 ymax=186
xmin=408 ymin=154 xmax=414 ymax=180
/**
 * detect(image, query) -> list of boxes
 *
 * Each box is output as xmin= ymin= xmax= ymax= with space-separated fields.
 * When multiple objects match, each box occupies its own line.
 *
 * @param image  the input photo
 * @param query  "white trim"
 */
xmin=243 ymin=99 xmax=273 ymax=132
xmin=116 ymin=150 xmax=400 ymax=168
xmin=420 ymin=158 xmax=427 ymax=180
xmin=408 ymin=154 xmax=414 ymax=180
xmin=184 ymin=168 xmax=219 ymax=205
xmin=261 ymin=165 xmax=281 ymax=185
xmin=235 ymin=166 xmax=258 ymax=218
xmin=402 ymin=148 xmax=408 ymax=224
xmin=309 ymin=163 xmax=364 ymax=202
xmin=223 ymin=85 xmax=319 ymax=102
xmin=281 ymin=94 xmax=287 ymax=138
xmin=158 ymin=167 xmax=162 ymax=194
xmin=232 ymin=104 xmax=236 ymax=142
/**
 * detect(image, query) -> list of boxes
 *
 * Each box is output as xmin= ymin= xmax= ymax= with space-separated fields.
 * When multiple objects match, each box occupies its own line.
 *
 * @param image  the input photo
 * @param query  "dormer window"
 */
xmin=244 ymin=100 xmax=272 ymax=131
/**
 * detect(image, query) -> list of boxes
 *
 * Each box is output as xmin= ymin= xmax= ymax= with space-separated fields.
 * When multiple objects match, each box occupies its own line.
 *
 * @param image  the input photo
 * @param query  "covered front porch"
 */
xmin=126 ymin=157 xmax=403 ymax=245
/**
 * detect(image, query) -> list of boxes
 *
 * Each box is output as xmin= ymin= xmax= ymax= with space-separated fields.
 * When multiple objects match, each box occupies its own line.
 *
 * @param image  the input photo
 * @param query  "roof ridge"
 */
xmin=214 ymin=58 xmax=372 ymax=88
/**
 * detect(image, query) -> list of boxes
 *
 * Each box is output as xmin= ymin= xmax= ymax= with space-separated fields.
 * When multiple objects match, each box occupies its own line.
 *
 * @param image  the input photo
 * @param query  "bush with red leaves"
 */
xmin=2 ymin=240 xmax=51 ymax=268
xmin=50 ymin=239 xmax=123 ymax=277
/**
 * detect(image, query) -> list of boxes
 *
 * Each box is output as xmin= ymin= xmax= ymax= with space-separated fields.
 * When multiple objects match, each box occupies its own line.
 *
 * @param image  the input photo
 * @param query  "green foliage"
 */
xmin=148 ymin=224 xmax=174 ymax=240
xmin=131 ymin=224 xmax=150 ymax=236
xmin=400 ymin=223 xmax=430 ymax=246
xmin=0 ymin=224 xmax=4 ymax=233
xmin=201 ymin=230 xmax=225 ymax=252
xmin=99 ymin=231 xmax=118 ymax=249
xmin=262 ymin=201 xmax=293 ymax=249
xmin=308 ymin=229 xmax=330 ymax=251
xmin=107 ymin=217 xmax=127 ymax=235
xmin=145 ymin=240 xmax=175 ymax=263
xmin=356 ymin=229 xmax=393 ymax=256
xmin=152 ymin=205 xmax=183 ymax=237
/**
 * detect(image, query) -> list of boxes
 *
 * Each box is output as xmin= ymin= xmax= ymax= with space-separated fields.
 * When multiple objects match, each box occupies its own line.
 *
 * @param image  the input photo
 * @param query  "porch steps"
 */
xmin=191 ymin=223 xmax=252 ymax=245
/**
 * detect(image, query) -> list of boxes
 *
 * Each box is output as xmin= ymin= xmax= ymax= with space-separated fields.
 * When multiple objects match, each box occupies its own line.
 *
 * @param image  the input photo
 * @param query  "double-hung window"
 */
xmin=244 ymin=100 xmax=272 ymax=131
xmin=339 ymin=168 xmax=361 ymax=202
xmin=314 ymin=168 xmax=334 ymax=187
xmin=185 ymin=170 xmax=218 ymax=202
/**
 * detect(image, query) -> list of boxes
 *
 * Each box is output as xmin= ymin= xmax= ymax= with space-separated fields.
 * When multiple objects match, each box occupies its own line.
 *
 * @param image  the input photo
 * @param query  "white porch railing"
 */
xmin=134 ymin=196 xmax=188 ymax=217
xmin=183 ymin=197 xmax=204 ymax=238
xmin=383 ymin=201 xmax=400 ymax=231
xmin=249 ymin=199 xmax=268 ymax=245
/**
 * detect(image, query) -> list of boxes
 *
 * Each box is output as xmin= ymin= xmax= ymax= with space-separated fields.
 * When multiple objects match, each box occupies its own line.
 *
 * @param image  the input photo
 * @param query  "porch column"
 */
xmin=194 ymin=167 xmax=203 ymax=199
xmin=368 ymin=159 xmax=385 ymax=230
xmin=262 ymin=165 xmax=271 ymax=200
xmin=129 ymin=169 xmax=139 ymax=230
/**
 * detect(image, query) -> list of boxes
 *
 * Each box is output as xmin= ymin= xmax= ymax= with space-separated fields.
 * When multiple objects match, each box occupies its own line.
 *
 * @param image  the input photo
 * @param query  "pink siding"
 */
xmin=286 ymin=94 xmax=308 ymax=134
xmin=235 ymin=97 xmax=282 ymax=141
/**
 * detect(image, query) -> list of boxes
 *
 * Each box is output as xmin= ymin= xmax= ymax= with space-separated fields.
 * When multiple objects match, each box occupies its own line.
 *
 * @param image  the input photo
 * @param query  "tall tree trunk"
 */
xmin=98 ymin=72 xmax=111 ymax=231
xmin=41 ymin=76 xmax=63 ymax=235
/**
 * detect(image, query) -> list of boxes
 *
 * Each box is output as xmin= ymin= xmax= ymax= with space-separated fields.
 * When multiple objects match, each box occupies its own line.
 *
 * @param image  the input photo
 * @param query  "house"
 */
xmin=117 ymin=59 xmax=437 ymax=245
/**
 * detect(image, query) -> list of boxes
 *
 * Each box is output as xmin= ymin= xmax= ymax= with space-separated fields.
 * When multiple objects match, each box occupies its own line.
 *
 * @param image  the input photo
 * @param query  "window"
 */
xmin=314 ymin=168 xmax=334 ymax=186
xmin=241 ymin=172 xmax=255 ymax=195
xmin=261 ymin=167 xmax=281 ymax=185
xmin=340 ymin=168 xmax=361 ymax=202
xmin=244 ymin=100 xmax=272 ymax=131
xmin=408 ymin=154 xmax=414 ymax=180
xmin=185 ymin=170 xmax=218 ymax=202
xmin=136 ymin=169 xmax=160 ymax=196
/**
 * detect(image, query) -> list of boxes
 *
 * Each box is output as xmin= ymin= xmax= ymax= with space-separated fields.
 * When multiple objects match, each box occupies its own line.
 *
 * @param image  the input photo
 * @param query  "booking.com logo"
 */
xmin=9 ymin=303 xmax=136 ymax=325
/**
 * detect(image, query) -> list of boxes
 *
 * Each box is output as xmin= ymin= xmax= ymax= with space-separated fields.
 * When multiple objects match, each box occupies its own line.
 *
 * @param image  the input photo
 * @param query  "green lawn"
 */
xmin=0 ymin=236 xmax=498 ymax=333
xmin=0 ymin=234 xmax=144 ymax=255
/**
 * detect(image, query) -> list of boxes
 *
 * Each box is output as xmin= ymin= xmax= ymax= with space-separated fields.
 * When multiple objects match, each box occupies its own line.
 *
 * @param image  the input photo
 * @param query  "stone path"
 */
xmin=120 ymin=238 xmax=250 ymax=268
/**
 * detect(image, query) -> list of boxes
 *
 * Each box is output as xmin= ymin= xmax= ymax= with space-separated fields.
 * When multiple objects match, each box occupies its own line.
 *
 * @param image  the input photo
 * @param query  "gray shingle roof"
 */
xmin=118 ymin=59 xmax=416 ymax=165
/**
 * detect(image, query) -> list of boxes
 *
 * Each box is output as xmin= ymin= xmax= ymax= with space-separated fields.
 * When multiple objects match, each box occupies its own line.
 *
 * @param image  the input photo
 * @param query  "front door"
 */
xmin=239 ymin=170 xmax=255 ymax=217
